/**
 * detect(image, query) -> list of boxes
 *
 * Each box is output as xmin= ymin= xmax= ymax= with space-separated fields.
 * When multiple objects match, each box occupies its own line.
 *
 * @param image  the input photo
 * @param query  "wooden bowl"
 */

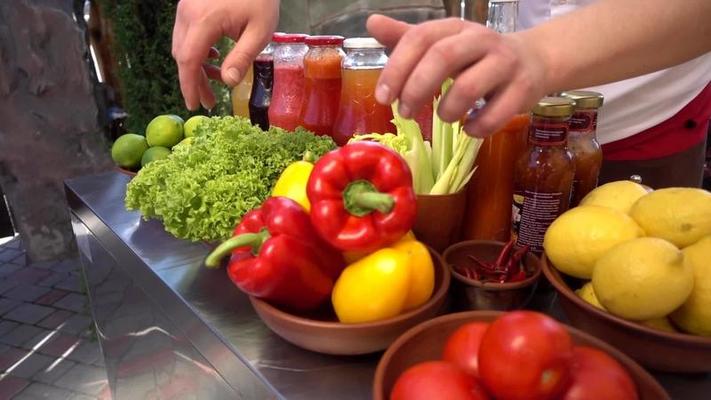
xmin=373 ymin=311 xmax=669 ymax=400
xmin=115 ymin=166 xmax=137 ymax=176
xmin=250 ymin=248 xmax=451 ymax=355
xmin=443 ymin=240 xmax=541 ymax=311
xmin=413 ymin=191 xmax=467 ymax=253
xmin=542 ymin=255 xmax=711 ymax=373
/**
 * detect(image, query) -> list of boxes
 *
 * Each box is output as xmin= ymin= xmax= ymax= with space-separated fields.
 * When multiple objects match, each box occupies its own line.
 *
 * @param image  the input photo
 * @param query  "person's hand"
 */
xmin=172 ymin=0 xmax=279 ymax=111
xmin=367 ymin=15 xmax=548 ymax=138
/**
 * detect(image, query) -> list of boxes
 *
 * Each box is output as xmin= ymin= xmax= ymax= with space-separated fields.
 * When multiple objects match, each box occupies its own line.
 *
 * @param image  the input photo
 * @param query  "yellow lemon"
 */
xmin=640 ymin=317 xmax=678 ymax=333
xmin=670 ymin=236 xmax=711 ymax=336
xmin=543 ymin=205 xmax=643 ymax=279
xmin=592 ymin=237 xmax=693 ymax=321
xmin=575 ymin=281 xmax=605 ymax=310
xmin=629 ymin=188 xmax=711 ymax=248
xmin=579 ymin=180 xmax=651 ymax=214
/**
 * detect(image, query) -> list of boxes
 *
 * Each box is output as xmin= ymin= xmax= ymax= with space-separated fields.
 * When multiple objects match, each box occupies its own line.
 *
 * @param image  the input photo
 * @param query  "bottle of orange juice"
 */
xmin=231 ymin=65 xmax=254 ymax=118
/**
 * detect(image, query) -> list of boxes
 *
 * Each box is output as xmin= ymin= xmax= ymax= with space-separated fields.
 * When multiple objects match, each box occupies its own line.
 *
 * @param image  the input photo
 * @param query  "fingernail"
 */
xmin=226 ymin=67 xmax=241 ymax=86
xmin=464 ymin=121 xmax=484 ymax=138
xmin=399 ymin=103 xmax=412 ymax=119
xmin=375 ymin=84 xmax=391 ymax=104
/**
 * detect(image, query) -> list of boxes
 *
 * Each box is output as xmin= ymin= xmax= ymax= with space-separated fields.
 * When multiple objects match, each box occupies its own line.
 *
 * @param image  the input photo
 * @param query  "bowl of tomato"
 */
xmin=374 ymin=310 xmax=669 ymax=400
xmin=250 ymin=247 xmax=451 ymax=356
xmin=542 ymin=255 xmax=711 ymax=373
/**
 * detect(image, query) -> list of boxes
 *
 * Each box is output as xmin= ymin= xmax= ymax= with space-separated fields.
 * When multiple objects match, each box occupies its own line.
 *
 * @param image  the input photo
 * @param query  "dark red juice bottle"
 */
xmin=249 ymin=40 xmax=275 ymax=130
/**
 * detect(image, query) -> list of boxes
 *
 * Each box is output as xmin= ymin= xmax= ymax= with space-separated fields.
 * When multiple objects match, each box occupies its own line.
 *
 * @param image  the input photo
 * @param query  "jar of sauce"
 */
xmin=268 ymin=33 xmax=308 ymax=131
xmin=331 ymin=38 xmax=395 ymax=146
xmin=249 ymin=39 xmax=275 ymax=130
xmin=563 ymin=90 xmax=604 ymax=206
xmin=299 ymin=35 xmax=345 ymax=136
xmin=512 ymin=97 xmax=576 ymax=254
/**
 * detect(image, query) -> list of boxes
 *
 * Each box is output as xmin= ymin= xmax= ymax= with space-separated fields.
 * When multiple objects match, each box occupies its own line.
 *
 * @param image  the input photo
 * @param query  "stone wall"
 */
xmin=0 ymin=0 xmax=113 ymax=261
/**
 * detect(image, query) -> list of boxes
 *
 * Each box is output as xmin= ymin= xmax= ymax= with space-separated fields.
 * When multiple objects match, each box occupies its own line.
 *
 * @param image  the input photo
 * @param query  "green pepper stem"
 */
xmin=343 ymin=180 xmax=395 ymax=217
xmin=302 ymin=151 xmax=317 ymax=163
xmin=205 ymin=230 xmax=270 ymax=268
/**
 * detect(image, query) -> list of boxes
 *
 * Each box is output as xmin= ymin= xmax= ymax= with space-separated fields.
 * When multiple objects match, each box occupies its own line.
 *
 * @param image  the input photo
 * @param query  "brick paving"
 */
xmin=0 ymin=237 xmax=110 ymax=399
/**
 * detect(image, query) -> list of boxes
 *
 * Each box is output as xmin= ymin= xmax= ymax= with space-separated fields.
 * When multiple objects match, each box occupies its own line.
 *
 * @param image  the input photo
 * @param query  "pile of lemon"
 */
xmin=111 ymin=115 xmax=208 ymax=171
xmin=544 ymin=180 xmax=711 ymax=337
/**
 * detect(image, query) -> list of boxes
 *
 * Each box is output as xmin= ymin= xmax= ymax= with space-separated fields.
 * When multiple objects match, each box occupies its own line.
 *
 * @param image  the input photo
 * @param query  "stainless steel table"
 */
xmin=66 ymin=171 xmax=710 ymax=399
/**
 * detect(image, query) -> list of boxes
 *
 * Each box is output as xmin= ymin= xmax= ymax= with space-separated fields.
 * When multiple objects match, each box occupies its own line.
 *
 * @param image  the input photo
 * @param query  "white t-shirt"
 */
xmin=518 ymin=0 xmax=711 ymax=144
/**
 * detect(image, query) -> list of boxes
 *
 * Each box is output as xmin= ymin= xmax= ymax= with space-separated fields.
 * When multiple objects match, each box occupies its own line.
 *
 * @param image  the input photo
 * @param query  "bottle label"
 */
xmin=569 ymin=110 xmax=598 ymax=136
xmin=530 ymin=119 xmax=568 ymax=145
xmin=511 ymin=190 xmax=566 ymax=254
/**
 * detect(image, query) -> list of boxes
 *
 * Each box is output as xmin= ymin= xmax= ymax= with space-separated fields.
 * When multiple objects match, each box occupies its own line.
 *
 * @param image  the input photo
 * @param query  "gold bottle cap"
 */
xmin=532 ymin=97 xmax=576 ymax=118
xmin=562 ymin=90 xmax=604 ymax=109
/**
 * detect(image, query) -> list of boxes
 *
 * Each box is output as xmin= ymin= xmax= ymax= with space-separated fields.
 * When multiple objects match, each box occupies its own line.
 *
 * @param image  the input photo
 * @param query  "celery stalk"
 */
xmin=392 ymin=102 xmax=434 ymax=194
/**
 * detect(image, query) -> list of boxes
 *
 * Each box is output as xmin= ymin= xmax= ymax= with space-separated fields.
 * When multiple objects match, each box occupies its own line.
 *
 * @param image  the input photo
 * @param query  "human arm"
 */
xmin=367 ymin=0 xmax=711 ymax=138
xmin=172 ymin=0 xmax=280 ymax=110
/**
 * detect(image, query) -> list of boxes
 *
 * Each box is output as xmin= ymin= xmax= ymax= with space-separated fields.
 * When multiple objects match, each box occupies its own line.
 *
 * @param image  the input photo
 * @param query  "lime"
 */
xmin=141 ymin=146 xmax=171 ymax=167
xmin=146 ymin=114 xmax=185 ymax=148
xmin=184 ymin=115 xmax=210 ymax=138
xmin=111 ymin=133 xmax=148 ymax=168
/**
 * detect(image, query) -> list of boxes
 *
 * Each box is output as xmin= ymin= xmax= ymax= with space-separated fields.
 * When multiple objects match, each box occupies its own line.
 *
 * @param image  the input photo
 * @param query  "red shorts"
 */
xmin=602 ymin=83 xmax=711 ymax=161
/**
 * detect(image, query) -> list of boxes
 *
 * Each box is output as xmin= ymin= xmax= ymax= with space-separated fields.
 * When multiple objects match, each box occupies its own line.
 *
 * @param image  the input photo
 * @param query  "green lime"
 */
xmin=111 ymin=133 xmax=148 ymax=168
xmin=146 ymin=114 xmax=185 ymax=147
xmin=184 ymin=115 xmax=210 ymax=138
xmin=141 ymin=146 xmax=171 ymax=167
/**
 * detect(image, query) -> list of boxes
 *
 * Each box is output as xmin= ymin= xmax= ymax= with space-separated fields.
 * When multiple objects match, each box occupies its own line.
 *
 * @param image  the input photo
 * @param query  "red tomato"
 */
xmin=390 ymin=361 xmax=489 ymax=400
xmin=442 ymin=322 xmax=490 ymax=378
xmin=562 ymin=346 xmax=638 ymax=400
xmin=478 ymin=311 xmax=574 ymax=400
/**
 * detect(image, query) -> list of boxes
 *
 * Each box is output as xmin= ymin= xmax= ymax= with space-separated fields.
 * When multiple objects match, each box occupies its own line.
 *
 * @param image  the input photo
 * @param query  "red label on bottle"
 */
xmin=530 ymin=119 xmax=568 ymax=145
xmin=569 ymin=110 xmax=598 ymax=136
xmin=511 ymin=190 xmax=568 ymax=254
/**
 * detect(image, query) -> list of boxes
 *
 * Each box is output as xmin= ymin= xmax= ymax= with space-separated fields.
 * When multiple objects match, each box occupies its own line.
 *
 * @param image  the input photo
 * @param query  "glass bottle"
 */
xmin=268 ymin=33 xmax=308 ymax=131
xmin=299 ymin=35 xmax=345 ymax=136
xmin=511 ymin=97 xmax=576 ymax=254
xmin=563 ymin=90 xmax=604 ymax=206
xmin=331 ymin=38 xmax=395 ymax=146
xmin=249 ymin=40 xmax=275 ymax=130
xmin=231 ymin=65 xmax=253 ymax=118
xmin=462 ymin=0 xmax=527 ymax=242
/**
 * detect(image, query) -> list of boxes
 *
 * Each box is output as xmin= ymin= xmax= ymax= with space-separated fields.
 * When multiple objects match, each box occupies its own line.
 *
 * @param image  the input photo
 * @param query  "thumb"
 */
xmin=366 ymin=14 xmax=411 ymax=49
xmin=221 ymin=26 xmax=271 ymax=87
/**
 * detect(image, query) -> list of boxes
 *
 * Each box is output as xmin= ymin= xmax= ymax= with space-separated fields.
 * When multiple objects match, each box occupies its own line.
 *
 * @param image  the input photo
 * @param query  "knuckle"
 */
xmin=428 ymin=42 xmax=456 ymax=65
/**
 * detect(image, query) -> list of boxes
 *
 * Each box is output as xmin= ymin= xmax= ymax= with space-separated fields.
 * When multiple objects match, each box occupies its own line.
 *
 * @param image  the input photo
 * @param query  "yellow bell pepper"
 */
xmin=332 ymin=238 xmax=435 ymax=324
xmin=343 ymin=231 xmax=417 ymax=264
xmin=271 ymin=159 xmax=313 ymax=211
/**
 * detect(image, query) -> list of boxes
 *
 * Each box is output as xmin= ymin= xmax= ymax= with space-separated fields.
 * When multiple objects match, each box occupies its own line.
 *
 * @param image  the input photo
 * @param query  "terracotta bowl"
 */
xmin=443 ymin=240 xmax=541 ymax=311
xmin=115 ymin=166 xmax=137 ymax=177
xmin=373 ymin=311 xmax=669 ymax=400
xmin=413 ymin=190 xmax=467 ymax=253
xmin=250 ymin=248 xmax=451 ymax=355
xmin=542 ymin=255 xmax=711 ymax=373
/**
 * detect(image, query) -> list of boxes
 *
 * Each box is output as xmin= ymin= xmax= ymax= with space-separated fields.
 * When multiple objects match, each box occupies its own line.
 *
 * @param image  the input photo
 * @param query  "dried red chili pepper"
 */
xmin=456 ymin=240 xmax=530 ymax=283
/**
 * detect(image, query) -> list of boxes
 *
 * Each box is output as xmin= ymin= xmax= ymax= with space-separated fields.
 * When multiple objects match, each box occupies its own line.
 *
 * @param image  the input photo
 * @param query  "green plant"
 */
xmin=96 ymin=0 xmax=233 ymax=133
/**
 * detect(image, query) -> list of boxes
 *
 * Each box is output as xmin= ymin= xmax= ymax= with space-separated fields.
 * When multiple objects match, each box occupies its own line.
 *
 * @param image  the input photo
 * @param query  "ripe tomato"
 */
xmin=442 ymin=322 xmax=490 ymax=378
xmin=478 ymin=311 xmax=574 ymax=400
xmin=390 ymin=361 xmax=489 ymax=400
xmin=562 ymin=346 xmax=638 ymax=400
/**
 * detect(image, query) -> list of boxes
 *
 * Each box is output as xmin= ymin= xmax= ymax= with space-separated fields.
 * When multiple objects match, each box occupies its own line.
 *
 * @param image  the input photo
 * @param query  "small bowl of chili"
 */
xmin=443 ymin=240 xmax=541 ymax=311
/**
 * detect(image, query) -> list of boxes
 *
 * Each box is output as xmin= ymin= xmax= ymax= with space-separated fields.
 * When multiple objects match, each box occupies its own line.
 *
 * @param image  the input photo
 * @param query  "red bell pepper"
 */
xmin=306 ymin=141 xmax=417 ymax=252
xmin=204 ymin=197 xmax=345 ymax=311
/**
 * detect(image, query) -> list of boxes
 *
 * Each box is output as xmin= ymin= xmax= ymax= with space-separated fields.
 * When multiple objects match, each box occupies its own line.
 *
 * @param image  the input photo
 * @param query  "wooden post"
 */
xmin=0 ymin=0 xmax=113 ymax=262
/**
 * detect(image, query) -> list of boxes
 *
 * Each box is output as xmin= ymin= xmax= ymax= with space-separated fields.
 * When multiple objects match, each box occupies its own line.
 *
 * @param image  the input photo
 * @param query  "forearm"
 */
xmin=516 ymin=0 xmax=711 ymax=93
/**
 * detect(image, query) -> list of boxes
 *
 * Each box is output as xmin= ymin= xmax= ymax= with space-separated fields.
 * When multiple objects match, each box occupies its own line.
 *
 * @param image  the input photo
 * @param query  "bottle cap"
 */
xmin=305 ymin=35 xmax=345 ymax=46
xmin=532 ymin=97 xmax=576 ymax=118
xmin=273 ymin=33 xmax=308 ymax=43
xmin=343 ymin=37 xmax=385 ymax=49
xmin=562 ymin=90 xmax=604 ymax=109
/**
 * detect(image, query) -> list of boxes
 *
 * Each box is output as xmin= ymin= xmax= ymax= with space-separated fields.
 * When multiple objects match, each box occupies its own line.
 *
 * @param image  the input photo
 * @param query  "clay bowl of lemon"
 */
xmin=443 ymin=240 xmax=541 ymax=311
xmin=373 ymin=311 xmax=669 ymax=400
xmin=250 ymin=247 xmax=451 ymax=355
xmin=542 ymin=254 xmax=711 ymax=373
